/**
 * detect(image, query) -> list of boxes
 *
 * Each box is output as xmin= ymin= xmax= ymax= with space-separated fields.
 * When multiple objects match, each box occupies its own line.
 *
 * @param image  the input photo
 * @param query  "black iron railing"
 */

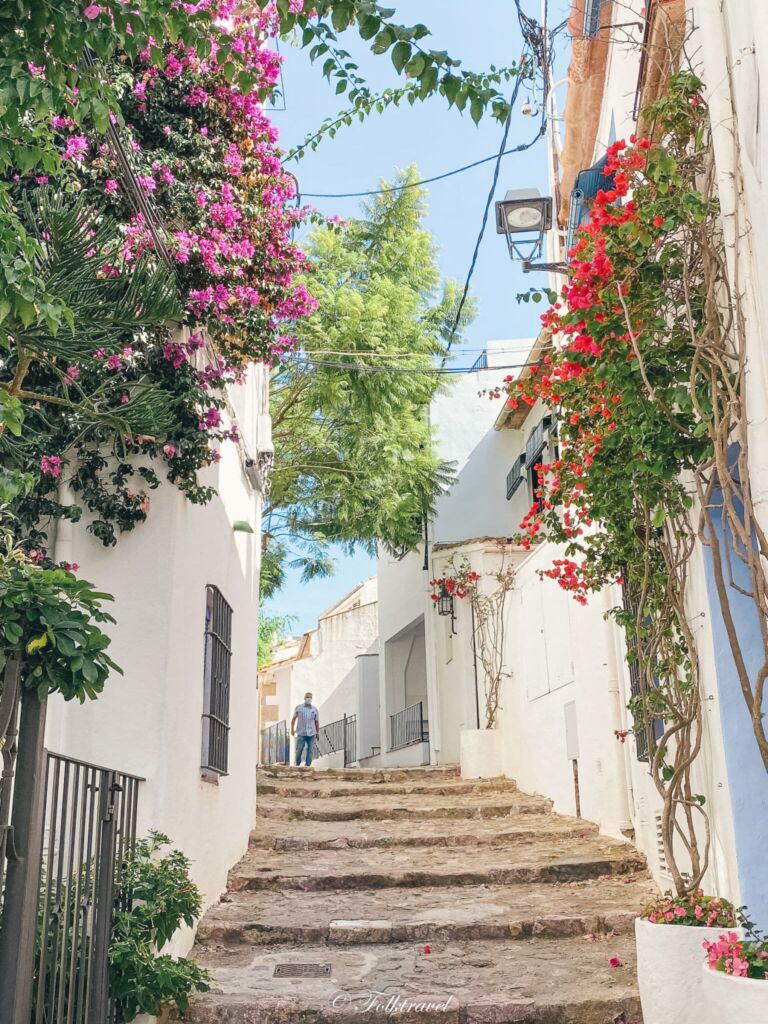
xmin=260 ymin=720 xmax=290 ymax=765
xmin=470 ymin=351 xmax=488 ymax=372
xmin=316 ymin=714 xmax=357 ymax=767
xmin=33 ymin=751 xmax=143 ymax=1024
xmin=389 ymin=702 xmax=428 ymax=750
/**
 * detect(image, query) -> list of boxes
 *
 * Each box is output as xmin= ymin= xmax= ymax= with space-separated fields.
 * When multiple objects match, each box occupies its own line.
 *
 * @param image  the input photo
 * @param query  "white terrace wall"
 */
xmin=498 ymin=543 xmax=632 ymax=840
xmin=46 ymin=366 xmax=267 ymax=957
xmin=355 ymin=650 xmax=381 ymax=762
xmin=375 ymin=341 xmax=527 ymax=767
xmin=288 ymin=579 xmax=378 ymax=749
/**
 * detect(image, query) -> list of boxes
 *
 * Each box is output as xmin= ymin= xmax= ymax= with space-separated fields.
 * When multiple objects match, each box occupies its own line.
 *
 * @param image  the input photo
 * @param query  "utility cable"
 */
xmin=285 ymin=356 xmax=548 ymax=375
xmin=298 ymin=135 xmax=547 ymax=199
xmin=443 ymin=62 xmax=540 ymax=360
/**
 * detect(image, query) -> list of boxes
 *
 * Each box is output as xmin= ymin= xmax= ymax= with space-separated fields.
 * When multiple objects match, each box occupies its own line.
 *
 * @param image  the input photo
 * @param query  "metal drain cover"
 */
xmin=274 ymin=963 xmax=332 ymax=978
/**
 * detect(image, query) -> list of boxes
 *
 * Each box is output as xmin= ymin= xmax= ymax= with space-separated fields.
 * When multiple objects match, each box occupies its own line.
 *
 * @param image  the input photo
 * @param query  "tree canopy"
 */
xmin=262 ymin=168 xmax=474 ymax=596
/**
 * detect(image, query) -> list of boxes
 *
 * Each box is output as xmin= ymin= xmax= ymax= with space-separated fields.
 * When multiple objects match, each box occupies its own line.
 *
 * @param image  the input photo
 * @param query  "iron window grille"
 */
xmin=201 ymin=585 xmax=233 ymax=777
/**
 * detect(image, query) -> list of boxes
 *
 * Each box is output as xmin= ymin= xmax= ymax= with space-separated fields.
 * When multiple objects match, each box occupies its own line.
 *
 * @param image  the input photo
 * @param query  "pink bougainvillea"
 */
xmin=82 ymin=3 xmax=318 ymax=367
xmin=40 ymin=455 xmax=63 ymax=478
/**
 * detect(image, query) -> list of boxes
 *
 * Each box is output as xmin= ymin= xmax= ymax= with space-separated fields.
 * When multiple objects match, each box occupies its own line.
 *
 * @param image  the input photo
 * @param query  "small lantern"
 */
xmin=436 ymin=582 xmax=457 ymax=635
xmin=437 ymin=582 xmax=454 ymax=617
xmin=495 ymin=188 xmax=567 ymax=274
xmin=495 ymin=189 xmax=552 ymax=238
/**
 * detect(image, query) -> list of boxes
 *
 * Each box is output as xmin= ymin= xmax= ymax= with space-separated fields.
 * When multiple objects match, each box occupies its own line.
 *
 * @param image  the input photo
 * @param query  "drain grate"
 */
xmin=274 ymin=963 xmax=332 ymax=979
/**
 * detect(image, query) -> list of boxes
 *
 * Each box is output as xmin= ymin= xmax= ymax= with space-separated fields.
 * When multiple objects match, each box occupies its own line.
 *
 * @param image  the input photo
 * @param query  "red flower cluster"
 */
xmin=501 ymin=132 xmax=677 ymax=602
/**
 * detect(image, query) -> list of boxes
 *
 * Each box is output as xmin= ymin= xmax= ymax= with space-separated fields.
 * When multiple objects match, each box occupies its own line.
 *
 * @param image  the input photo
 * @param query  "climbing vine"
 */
xmin=431 ymin=549 xmax=515 ymax=728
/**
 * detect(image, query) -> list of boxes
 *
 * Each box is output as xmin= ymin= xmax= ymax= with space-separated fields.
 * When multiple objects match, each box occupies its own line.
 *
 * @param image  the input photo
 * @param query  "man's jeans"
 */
xmin=295 ymin=734 xmax=315 ymax=767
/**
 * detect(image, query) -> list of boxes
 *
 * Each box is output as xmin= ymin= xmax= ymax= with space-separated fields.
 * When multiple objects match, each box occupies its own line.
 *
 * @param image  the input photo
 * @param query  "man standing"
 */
xmin=291 ymin=691 xmax=320 ymax=767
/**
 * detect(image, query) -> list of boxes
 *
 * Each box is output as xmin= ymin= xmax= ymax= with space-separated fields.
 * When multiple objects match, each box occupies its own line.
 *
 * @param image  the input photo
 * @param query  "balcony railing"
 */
xmin=260 ymin=720 xmax=289 ymax=765
xmin=469 ymin=351 xmax=488 ymax=372
xmin=389 ymin=701 xmax=428 ymax=751
xmin=316 ymin=714 xmax=357 ymax=767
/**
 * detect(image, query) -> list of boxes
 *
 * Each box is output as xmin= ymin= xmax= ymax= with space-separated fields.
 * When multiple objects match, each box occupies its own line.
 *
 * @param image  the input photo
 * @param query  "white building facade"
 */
xmin=369 ymin=0 xmax=768 ymax=930
xmin=45 ymin=359 xmax=272 ymax=954
xmin=258 ymin=577 xmax=378 ymax=767
xmin=553 ymin=0 xmax=768 ymax=929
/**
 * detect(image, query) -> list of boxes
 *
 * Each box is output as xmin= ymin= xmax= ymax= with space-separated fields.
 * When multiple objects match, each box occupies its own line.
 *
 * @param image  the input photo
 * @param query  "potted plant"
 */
xmin=701 ymin=931 xmax=768 ymax=1023
xmin=635 ymin=890 xmax=743 ymax=1024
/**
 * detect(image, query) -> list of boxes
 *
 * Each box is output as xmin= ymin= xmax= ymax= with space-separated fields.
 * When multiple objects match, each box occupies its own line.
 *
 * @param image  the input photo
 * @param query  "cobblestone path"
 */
xmin=184 ymin=765 xmax=652 ymax=1024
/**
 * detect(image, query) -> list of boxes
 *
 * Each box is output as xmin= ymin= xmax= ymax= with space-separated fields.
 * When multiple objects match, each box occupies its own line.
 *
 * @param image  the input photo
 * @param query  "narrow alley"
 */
xmin=186 ymin=766 xmax=652 ymax=1023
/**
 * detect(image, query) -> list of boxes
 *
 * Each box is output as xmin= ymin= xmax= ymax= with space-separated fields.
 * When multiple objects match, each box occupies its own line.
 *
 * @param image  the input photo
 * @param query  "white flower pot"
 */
xmin=635 ymin=917 xmax=743 ymax=1024
xmin=701 ymin=962 xmax=768 ymax=1024
xmin=459 ymin=727 xmax=503 ymax=779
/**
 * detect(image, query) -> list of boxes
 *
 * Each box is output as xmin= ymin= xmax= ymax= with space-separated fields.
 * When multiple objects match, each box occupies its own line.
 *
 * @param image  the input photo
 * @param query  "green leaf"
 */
xmin=359 ymin=15 xmax=380 ymax=40
xmin=26 ymin=633 xmax=48 ymax=654
xmin=651 ymin=506 xmax=667 ymax=528
xmin=372 ymin=27 xmax=395 ymax=55
xmin=391 ymin=41 xmax=411 ymax=74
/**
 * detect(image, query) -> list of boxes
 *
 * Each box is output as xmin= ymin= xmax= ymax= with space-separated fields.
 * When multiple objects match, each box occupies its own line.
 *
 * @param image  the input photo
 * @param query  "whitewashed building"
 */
xmin=44 ymin=358 xmax=272 ymax=954
xmin=551 ymin=0 xmax=768 ymax=930
xmin=369 ymin=0 xmax=768 ymax=931
xmin=258 ymin=577 xmax=378 ymax=767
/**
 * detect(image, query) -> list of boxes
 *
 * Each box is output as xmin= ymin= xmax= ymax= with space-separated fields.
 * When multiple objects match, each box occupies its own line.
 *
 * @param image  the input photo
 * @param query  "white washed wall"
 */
xmin=46 ymin=368 xmax=266 ymax=957
xmin=289 ymin=593 xmax=378 ymax=731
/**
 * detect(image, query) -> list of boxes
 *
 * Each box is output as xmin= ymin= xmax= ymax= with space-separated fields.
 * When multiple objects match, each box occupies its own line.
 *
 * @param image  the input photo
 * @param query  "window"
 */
xmin=506 ymin=455 xmax=526 ymax=500
xmin=583 ymin=0 xmax=606 ymax=37
xmin=524 ymin=415 xmax=557 ymax=505
xmin=201 ymin=585 xmax=233 ymax=777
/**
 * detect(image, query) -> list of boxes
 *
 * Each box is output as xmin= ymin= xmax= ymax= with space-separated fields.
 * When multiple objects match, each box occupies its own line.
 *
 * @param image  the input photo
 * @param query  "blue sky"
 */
xmin=264 ymin=1 xmax=567 ymax=633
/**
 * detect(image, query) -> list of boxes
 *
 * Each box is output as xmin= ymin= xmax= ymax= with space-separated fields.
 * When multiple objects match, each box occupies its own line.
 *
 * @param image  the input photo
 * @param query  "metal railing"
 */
xmin=20 ymin=751 xmax=143 ymax=1024
xmin=260 ymin=720 xmax=289 ymax=765
xmin=316 ymin=714 xmax=357 ymax=767
xmin=469 ymin=351 xmax=488 ymax=372
xmin=389 ymin=701 xmax=428 ymax=750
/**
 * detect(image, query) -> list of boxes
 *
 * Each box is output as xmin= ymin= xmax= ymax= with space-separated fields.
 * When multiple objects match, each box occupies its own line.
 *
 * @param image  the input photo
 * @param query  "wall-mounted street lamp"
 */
xmin=436 ymin=582 xmax=457 ymax=636
xmin=495 ymin=188 xmax=568 ymax=275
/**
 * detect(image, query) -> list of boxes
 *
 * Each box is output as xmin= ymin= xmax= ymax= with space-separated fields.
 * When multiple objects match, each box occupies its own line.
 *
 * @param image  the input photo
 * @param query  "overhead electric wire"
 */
xmin=441 ymin=2 xmax=553 ymax=359
xmin=442 ymin=65 xmax=539 ymax=361
xmin=286 ymin=356 xmax=547 ymax=375
xmin=298 ymin=138 xmax=546 ymax=199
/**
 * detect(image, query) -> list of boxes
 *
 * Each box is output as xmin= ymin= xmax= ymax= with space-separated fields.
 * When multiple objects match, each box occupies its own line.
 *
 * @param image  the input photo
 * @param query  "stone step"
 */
xmin=257 ymin=793 xmax=553 ymax=822
xmin=197 ymin=876 xmax=651 ymax=947
xmin=228 ymin=837 xmax=645 ymax=893
xmin=182 ymin=935 xmax=641 ymax=1024
xmin=259 ymin=765 xmax=461 ymax=783
xmin=250 ymin=813 xmax=597 ymax=851
xmin=256 ymin=777 xmax=518 ymax=800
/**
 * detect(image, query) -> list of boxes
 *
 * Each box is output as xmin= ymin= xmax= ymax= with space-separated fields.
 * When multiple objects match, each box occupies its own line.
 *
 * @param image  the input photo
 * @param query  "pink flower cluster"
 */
xmin=40 ymin=455 xmax=63 ymax=478
xmin=704 ymin=933 xmax=750 ymax=977
xmin=703 ymin=933 xmax=768 ymax=979
xmin=641 ymin=890 xmax=739 ymax=929
xmin=63 ymin=135 xmax=89 ymax=162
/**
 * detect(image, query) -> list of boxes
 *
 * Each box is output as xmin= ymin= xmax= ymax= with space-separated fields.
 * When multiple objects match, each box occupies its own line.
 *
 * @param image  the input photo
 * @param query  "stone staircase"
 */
xmin=184 ymin=765 xmax=652 ymax=1024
